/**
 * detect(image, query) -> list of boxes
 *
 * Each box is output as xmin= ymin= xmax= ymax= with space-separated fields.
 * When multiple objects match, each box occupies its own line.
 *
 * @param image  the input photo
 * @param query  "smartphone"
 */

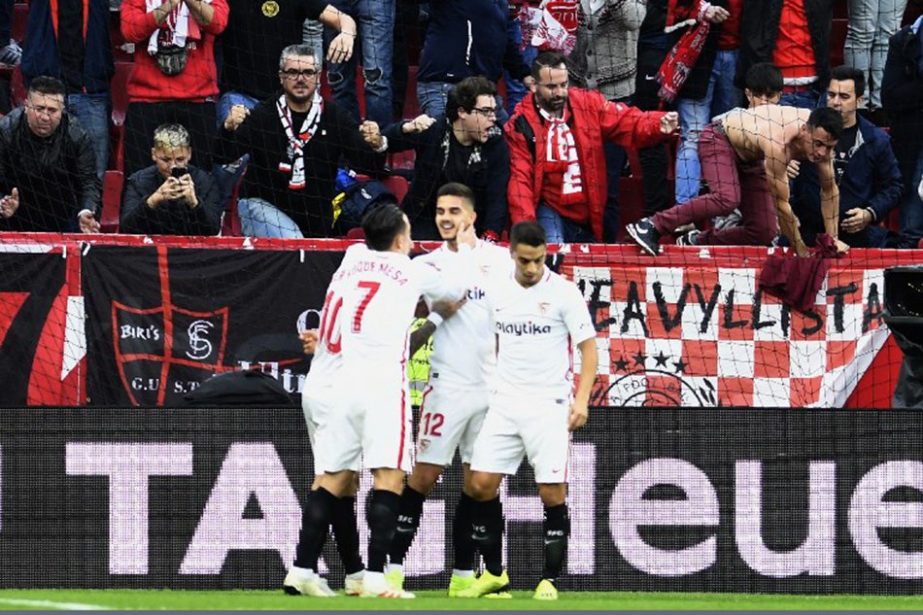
xmin=171 ymin=167 xmax=188 ymax=179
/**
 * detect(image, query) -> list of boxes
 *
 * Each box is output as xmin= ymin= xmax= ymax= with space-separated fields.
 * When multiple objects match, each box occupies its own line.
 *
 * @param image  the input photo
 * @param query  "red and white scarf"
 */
xmin=276 ymin=91 xmax=323 ymax=190
xmin=541 ymin=108 xmax=585 ymax=203
xmin=145 ymin=0 xmax=206 ymax=55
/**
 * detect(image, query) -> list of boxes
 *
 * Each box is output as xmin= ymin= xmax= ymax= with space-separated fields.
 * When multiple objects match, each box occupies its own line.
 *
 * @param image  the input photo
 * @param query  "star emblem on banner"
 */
xmin=611 ymin=352 xmax=688 ymax=375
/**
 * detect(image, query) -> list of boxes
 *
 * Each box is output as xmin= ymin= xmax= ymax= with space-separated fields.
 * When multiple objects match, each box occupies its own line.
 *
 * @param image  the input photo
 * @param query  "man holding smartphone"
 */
xmin=120 ymin=123 xmax=222 ymax=236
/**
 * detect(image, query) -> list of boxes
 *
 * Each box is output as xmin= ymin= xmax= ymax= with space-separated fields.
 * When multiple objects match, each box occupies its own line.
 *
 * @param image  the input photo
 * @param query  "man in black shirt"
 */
xmin=378 ymin=76 xmax=510 ymax=240
xmin=121 ymin=123 xmax=222 ymax=236
xmin=216 ymin=0 xmax=356 ymax=125
xmin=217 ymin=45 xmax=385 ymax=237
xmin=0 ymin=76 xmax=100 ymax=233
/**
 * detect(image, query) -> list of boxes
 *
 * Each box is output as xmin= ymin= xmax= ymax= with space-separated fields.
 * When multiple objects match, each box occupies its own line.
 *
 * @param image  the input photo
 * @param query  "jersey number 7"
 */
xmin=352 ymin=281 xmax=381 ymax=333
xmin=317 ymin=280 xmax=383 ymax=353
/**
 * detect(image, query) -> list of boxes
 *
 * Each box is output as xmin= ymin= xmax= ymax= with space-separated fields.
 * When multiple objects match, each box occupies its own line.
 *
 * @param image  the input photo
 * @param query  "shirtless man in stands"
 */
xmin=626 ymin=105 xmax=848 ymax=256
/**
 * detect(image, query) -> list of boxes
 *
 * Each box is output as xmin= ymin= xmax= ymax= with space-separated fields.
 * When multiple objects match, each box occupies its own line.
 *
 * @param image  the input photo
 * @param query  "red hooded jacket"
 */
xmin=505 ymin=88 xmax=669 ymax=241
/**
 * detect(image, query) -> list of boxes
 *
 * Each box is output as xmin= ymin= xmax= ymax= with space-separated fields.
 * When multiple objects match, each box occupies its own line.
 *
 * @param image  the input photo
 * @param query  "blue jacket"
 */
xmin=417 ymin=0 xmax=529 ymax=85
xmin=21 ymin=0 xmax=114 ymax=93
xmin=792 ymin=115 xmax=903 ymax=248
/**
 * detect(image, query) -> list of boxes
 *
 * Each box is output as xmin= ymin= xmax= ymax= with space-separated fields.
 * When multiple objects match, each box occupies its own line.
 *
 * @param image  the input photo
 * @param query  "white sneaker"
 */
xmin=282 ymin=568 xmax=337 ymax=597
xmin=344 ymin=570 xmax=364 ymax=596
xmin=360 ymin=571 xmax=415 ymax=598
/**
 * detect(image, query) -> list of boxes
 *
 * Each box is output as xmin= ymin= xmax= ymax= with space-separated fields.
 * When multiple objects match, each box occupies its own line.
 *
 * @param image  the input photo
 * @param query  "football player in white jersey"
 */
xmin=283 ymin=243 xmax=368 ymax=598
xmin=291 ymin=202 xmax=471 ymax=599
xmin=457 ymin=221 xmax=598 ymax=601
xmin=384 ymin=183 xmax=512 ymax=596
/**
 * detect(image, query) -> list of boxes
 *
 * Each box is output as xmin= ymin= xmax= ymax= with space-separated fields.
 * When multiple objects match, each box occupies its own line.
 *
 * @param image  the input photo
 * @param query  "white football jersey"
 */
xmin=338 ymin=248 xmax=465 ymax=371
xmin=488 ymin=267 xmax=595 ymax=398
xmin=415 ymin=240 xmax=512 ymax=387
xmin=304 ymin=243 xmax=368 ymax=387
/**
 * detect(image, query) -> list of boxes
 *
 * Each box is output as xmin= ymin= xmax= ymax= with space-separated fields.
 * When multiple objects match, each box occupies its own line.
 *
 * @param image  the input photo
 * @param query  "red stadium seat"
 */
xmin=100 ymin=170 xmax=124 ymax=233
xmin=9 ymin=64 xmax=24 ymax=107
xmin=387 ymin=149 xmax=415 ymax=172
xmin=382 ymin=175 xmax=409 ymax=204
xmin=11 ymin=2 xmax=26 ymax=46
xmin=885 ymin=207 xmax=901 ymax=234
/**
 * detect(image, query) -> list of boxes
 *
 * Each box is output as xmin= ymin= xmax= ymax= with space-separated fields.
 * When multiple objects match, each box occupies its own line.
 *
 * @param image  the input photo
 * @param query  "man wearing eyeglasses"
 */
xmin=507 ymin=51 xmax=679 ymax=244
xmin=0 ymin=76 xmax=101 ymax=233
xmin=371 ymin=76 xmax=510 ymax=241
xmin=217 ymin=44 xmax=386 ymax=238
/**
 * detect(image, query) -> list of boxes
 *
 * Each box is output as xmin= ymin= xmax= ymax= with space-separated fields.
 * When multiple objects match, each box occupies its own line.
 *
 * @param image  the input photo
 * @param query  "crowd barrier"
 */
xmin=1 ymin=406 xmax=922 ymax=592
xmin=1 ymin=233 xmax=920 ymax=408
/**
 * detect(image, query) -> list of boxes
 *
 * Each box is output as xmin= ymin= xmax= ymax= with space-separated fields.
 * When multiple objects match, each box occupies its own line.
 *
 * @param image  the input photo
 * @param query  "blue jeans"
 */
xmin=675 ymin=79 xmax=715 ymax=204
xmin=536 ymin=204 xmax=596 ymax=243
xmin=325 ymin=0 xmax=395 ymax=125
xmin=238 ymin=198 xmax=305 ymax=238
xmin=779 ymin=89 xmax=819 ymax=109
xmin=503 ymin=15 xmax=538 ymax=116
xmin=899 ymin=146 xmax=923 ymax=248
xmin=844 ymin=0 xmax=908 ymax=109
xmin=303 ymin=18 xmax=325 ymax=69
xmin=67 ymin=93 xmax=110 ymax=178
xmin=711 ymin=49 xmax=741 ymax=116
xmin=416 ymin=80 xmax=453 ymax=118
xmin=675 ymin=51 xmax=742 ymax=204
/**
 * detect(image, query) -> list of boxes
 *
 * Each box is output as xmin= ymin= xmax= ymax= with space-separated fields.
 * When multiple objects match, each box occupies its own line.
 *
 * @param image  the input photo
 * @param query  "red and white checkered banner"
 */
xmin=567 ymin=260 xmax=890 ymax=408
xmin=0 ymin=236 xmax=917 ymax=408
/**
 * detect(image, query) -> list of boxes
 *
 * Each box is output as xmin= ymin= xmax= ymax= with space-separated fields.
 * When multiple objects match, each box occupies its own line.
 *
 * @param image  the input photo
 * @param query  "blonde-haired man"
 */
xmin=121 ymin=123 xmax=222 ymax=235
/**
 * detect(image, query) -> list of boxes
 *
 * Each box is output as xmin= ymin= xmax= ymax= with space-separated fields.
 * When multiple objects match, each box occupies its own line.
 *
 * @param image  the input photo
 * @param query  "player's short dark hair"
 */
xmin=446 ymin=76 xmax=498 ymax=122
xmin=829 ymin=65 xmax=865 ymax=98
xmin=362 ymin=202 xmax=408 ymax=251
xmin=510 ymin=221 xmax=546 ymax=248
xmin=745 ymin=63 xmax=783 ymax=98
xmin=807 ymin=106 xmax=844 ymax=140
xmin=28 ymin=75 xmax=66 ymax=98
xmin=531 ymin=51 xmax=568 ymax=82
xmin=436 ymin=182 xmax=475 ymax=209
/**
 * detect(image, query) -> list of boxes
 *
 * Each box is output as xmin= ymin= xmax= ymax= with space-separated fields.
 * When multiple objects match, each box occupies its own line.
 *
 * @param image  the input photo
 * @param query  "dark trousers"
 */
xmin=634 ymin=38 xmax=673 ymax=216
xmin=602 ymin=96 xmax=631 ymax=243
xmin=652 ymin=125 xmax=778 ymax=246
xmin=391 ymin=1 xmax=418 ymax=119
xmin=0 ymin=0 xmax=11 ymax=42
xmin=124 ymin=101 xmax=216 ymax=177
